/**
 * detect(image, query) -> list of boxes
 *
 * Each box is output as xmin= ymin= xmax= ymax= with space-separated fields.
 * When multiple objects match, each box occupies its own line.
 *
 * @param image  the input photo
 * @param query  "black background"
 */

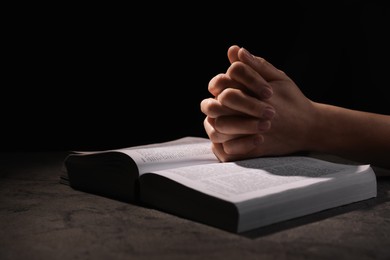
xmin=3 ymin=1 xmax=389 ymax=151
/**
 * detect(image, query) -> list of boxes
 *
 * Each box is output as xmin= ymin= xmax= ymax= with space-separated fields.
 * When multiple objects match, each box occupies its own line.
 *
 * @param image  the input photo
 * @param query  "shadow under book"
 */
xmin=62 ymin=136 xmax=377 ymax=233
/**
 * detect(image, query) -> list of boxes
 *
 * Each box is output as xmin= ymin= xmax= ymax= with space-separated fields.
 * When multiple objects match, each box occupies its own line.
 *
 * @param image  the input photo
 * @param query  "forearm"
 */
xmin=309 ymin=103 xmax=390 ymax=169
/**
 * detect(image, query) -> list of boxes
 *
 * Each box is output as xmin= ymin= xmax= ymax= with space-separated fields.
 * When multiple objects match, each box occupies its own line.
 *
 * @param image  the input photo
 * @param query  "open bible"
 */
xmin=63 ymin=136 xmax=377 ymax=233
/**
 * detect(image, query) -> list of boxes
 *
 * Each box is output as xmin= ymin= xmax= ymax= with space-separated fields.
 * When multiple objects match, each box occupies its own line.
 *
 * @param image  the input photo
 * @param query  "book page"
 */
xmin=118 ymin=136 xmax=219 ymax=174
xmin=148 ymin=156 xmax=374 ymax=203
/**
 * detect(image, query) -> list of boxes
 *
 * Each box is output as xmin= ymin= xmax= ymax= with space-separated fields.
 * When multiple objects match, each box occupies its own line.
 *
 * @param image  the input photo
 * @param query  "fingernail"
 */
xmin=262 ymin=106 xmax=275 ymax=120
xmin=253 ymin=135 xmax=264 ymax=146
xmin=262 ymin=87 xmax=273 ymax=99
xmin=258 ymin=120 xmax=271 ymax=132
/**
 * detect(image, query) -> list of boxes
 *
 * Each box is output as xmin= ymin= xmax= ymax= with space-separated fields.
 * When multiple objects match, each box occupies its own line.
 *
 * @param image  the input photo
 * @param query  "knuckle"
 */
xmin=208 ymin=74 xmax=227 ymax=96
xmin=208 ymin=130 xmax=220 ymax=142
xmin=227 ymin=62 xmax=246 ymax=78
xmin=218 ymin=88 xmax=238 ymax=105
xmin=200 ymin=99 xmax=223 ymax=118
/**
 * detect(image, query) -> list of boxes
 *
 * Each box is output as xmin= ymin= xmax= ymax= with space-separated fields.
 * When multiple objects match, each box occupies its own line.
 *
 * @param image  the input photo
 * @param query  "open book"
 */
xmin=63 ymin=136 xmax=377 ymax=233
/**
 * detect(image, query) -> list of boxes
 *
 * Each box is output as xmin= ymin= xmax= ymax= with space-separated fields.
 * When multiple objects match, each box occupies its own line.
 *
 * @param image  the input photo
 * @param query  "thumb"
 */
xmin=238 ymin=47 xmax=286 ymax=82
xmin=227 ymin=45 xmax=241 ymax=64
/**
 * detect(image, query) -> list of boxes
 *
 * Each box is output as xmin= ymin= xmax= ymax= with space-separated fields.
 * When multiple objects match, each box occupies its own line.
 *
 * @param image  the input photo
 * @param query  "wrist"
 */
xmin=305 ymin=102 xmax=335 ymax=153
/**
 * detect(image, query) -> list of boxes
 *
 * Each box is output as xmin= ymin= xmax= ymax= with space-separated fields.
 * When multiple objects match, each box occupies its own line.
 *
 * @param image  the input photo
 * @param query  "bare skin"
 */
xmin=200 ymin=45 xmax=390 ymax=170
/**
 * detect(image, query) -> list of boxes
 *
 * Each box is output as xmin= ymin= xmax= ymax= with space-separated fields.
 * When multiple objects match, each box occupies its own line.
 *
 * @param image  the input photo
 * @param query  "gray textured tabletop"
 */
xmin=1 ymin=151 xmax=389 ymax=260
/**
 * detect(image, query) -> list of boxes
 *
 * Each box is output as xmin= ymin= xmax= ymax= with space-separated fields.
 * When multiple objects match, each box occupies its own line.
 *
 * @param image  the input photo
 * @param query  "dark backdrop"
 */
xmin=3 ymin=1 xmax=388 ymax=151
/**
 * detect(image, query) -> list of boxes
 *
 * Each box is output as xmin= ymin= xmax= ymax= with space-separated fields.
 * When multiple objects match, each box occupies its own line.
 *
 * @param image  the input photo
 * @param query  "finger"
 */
xmin=203 ymin=117 xmax=243 ymax=143
xmin=211 ymin=134 xmax=265 ymax=162
xmin=222 ymin=134 xmax=264 ymax=156
xmin=238 ymin=47 xmax=287 ymax=82
xmin=210 ymin=142 xmax=226 ymax=162
xmin=215 ymin=115 xmax=271 ymax=135
xmin=208 ymin=73 xmax=246 ymax=97
xmin=207 ymin=45 xmax=241 ymax=98
xmin=217 ymin=88 xmax=275 ymax=120
xmin=211 ymin=142 xmax=244 ymax=163
xmin=227 ymin=45 xmax=240 ymax=64
xmin=200 ymin=98 xmax=243 ymax=118
xmin=227 ymin=61 xmax=273 ymax=100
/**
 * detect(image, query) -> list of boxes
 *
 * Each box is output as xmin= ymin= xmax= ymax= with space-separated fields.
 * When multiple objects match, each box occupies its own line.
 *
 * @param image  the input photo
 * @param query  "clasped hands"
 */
xmin=200 ymin=45 xmax=317 ymax=162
